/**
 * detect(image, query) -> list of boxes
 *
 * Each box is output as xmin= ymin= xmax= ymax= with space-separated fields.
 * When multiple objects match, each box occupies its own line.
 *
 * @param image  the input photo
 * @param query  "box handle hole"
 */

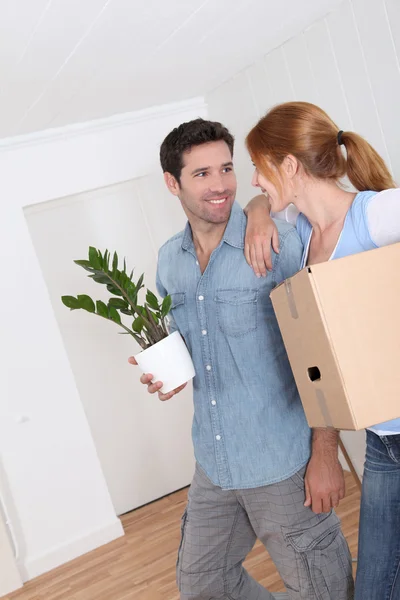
xmin=308 ymin=366 xmax=321 ymax=382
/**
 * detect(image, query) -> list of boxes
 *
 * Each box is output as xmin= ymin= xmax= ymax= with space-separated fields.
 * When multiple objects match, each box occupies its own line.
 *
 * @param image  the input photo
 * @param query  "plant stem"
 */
xmin=144 ymin=305 xmax=165 ymax=343
xmin=104 ymin=271 xmax=158 ymax=336
xmin=94 ymin=312 xmax=147 ymax=349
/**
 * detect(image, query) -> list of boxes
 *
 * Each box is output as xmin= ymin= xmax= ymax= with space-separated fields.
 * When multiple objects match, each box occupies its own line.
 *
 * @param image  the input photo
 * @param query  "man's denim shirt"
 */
xmin=156 ymin=203 xmax=311 ymax=490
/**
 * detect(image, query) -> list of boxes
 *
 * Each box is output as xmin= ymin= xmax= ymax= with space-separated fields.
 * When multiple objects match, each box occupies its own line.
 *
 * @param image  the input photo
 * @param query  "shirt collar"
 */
xmin=181 ymin=202 xmax=245 ymax=252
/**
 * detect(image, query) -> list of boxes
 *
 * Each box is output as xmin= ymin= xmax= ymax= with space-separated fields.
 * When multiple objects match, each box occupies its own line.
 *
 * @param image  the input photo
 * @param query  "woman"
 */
xmin=244 ymin=101 xmax=400 ymax=600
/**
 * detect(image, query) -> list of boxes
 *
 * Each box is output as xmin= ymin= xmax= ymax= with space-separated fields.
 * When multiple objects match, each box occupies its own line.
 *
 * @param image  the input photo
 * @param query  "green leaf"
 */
xmin=96 ymin=300 xmax=108 ymax=318
xmin=61 ymin=295 xmax=80 ymax=310
xmin=147 ymin=310 xmax=159 ymax=323
xmin=137 ymin=305 xmax=147 ymax=317
xmin=132 ymin=316 xmax=144 ymax=333
xmin=77 ymin=294 xmax=96 ymax=312
xmin=74 ymin=259 xmax=93 ymax=273
xmin=136 ymin=273 xmax=144 ymax=290
xmin=146 ymin=290 xmax=159 ymax=311
xmin=108 ymin=305 xmax=121 ymax=324
xmin=112 ymin=251 xmax=118 ymax=274
xmin=107 ymin=284 xmax=123 ymax=296
xmin=126 ymin=282 xmax=136 ymax=295
xmin=104 ymin=250 xmax=110 ymax=270
xmin=119 ymin=271 xmax=128 ymax=288
xmin=88 ymin=247 xmax=102 ymax=270
xmin=108 ymin=298 xmax=129 ymax=310
xmin=111 ymin=269 xmax=121 ymax=285
xmin=126 ymin=282 xmax=138 ymax=306
xmin=161 ymin=295 xmax=172 ymax=317
xmin=90 ymin=273 xmax=111 ymax=284
xmin=120 ymin=308 xmax=133 ymax=316
xmin=97 ymin=250 xmax=103 ymax=268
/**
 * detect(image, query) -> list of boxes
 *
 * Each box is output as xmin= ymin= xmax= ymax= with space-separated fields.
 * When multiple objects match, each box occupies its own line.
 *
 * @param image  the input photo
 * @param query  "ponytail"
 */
xmin=246 ymin=102 xmax=396 ymax=192
xmin=341 ymin=131 xmax=396 ymax=191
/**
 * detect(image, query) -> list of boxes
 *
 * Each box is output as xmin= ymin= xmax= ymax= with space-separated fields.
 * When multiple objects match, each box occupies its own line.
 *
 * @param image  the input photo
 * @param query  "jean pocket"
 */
xmin=381 ymin=434 xmax=400 ymax=464
xmin=215 ymin=288 xmax=258 ymax=337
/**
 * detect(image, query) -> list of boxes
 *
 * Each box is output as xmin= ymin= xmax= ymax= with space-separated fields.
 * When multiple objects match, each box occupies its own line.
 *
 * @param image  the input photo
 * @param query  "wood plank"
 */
xmin=3 ymin=473 xmax=360 ymax=600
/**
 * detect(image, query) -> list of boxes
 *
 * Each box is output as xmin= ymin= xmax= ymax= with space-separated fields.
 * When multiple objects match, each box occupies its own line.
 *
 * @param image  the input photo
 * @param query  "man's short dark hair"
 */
xmin=160 ymin=118 xmax=234 ymax=183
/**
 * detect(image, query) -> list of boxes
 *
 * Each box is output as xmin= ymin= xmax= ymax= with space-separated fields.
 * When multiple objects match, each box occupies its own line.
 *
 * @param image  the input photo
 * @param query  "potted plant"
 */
xmin=61 ymin=247 xmax=195 ymax=393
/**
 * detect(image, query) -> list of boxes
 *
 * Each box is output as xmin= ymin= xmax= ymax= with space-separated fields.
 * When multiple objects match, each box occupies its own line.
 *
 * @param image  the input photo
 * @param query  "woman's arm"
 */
xmin=244 ymin=194 xmax=299 ymax=276
xmin=243 ymin=194 xmax=278 ymax=277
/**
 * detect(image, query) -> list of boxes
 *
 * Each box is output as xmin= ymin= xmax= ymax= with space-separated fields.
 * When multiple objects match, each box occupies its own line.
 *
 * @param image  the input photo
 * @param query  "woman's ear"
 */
xmin=282 ymin=154 xmax=299 ymax=179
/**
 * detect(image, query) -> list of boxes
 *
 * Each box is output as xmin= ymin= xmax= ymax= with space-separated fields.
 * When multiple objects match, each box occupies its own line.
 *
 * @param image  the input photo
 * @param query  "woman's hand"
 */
xmin=244 ymin=194 xmax=279 ymax=277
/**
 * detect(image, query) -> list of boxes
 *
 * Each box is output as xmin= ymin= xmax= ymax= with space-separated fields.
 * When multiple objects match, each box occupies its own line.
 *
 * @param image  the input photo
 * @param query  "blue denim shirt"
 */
xmin=156 ymin=203 xmax=311 ymax=490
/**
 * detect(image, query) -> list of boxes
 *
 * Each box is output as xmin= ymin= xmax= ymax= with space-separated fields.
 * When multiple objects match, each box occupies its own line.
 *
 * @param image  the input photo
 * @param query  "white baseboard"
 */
xmin=21 ymin=518 xmax=124 ymax=582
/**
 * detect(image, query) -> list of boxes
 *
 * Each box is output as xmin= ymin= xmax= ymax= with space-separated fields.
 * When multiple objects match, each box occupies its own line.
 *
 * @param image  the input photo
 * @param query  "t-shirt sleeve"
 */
xmin=271 ymin=203 xmax=300 ymax=226
xmin=366 ymin=188 xmax=400 ymax=247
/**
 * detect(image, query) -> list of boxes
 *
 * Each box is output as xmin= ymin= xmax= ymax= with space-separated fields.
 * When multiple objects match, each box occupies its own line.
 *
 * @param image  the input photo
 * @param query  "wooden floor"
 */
xmin=4 ymin=472 xmax=360 ymax=600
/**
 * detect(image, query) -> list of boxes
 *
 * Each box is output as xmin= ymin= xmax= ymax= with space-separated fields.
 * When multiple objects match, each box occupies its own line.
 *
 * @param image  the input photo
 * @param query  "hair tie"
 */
xmin=337 ymin=130 xmax=344 ymax=146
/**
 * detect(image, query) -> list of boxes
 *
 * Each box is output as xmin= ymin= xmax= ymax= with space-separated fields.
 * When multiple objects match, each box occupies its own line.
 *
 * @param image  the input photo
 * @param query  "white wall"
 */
xmin=24 ymin=177 xmax=195 ymax=517
xmin=206 ymin=0 xmax=400 ymax=477
xmin=207 ymin=0 xmax=400 ymax=200
xmin=0 ymin=97 xmax=206 ymax=583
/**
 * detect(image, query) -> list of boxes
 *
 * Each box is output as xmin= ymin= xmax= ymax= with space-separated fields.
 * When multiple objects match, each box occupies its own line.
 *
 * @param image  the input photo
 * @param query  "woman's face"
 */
xmin=251 ymin=165 xmax=292 ymax=213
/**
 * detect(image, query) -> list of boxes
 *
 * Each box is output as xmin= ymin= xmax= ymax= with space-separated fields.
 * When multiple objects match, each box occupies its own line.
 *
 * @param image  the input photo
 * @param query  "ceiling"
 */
xmin=0 ymin=0 xmax=342 ymax=139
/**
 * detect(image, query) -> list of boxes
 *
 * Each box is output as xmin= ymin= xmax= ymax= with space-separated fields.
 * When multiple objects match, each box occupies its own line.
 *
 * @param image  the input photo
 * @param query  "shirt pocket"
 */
xmin=168 ymin=292 xmax=188 ymax=336
xmin=215 ymin=288 xmax=258 ymax=337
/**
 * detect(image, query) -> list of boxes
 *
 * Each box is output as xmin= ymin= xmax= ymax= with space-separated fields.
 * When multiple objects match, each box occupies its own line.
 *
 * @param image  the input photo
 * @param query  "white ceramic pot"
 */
xmin=134 ymin=331 xmax=195 ymax=394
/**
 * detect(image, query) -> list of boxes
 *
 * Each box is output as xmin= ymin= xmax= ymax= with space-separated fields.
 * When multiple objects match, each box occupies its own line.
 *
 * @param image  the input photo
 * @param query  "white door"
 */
xmin=0 ymin=466 xmax=23 ymax=595
xmin=24 ymin=176 xmax=195 ymax=515
xmin=0 ymin=514 xmax=22 ymax=595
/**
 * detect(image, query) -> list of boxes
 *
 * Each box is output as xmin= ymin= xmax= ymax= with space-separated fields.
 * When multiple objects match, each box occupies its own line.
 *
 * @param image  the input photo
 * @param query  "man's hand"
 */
xmin=128 ymin=356 xmax=187 ymax=401
xmin=244 ymin=194 xmax=279 ymax=277
xmin=304 ymin=428 xmax=345 ymax=514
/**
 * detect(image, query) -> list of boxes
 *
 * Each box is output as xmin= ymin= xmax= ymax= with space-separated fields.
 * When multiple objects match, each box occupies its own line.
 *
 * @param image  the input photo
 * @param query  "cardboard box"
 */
xmin=271 ymin=242 xmax=400 ymax=430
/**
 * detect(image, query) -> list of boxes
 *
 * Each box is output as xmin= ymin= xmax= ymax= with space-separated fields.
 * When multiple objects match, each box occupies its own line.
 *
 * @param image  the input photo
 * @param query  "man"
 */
xmin=129 ymin=119 xmax=353 ymax=599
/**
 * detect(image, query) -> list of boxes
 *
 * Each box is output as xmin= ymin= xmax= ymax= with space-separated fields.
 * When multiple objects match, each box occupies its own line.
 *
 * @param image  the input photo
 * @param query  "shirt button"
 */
xmin=206 ymin=365 xmax=212 ymax=371
xmin=202 ymin=330 xmax=207 ymax=335
xmin=198 ymin=295 xmax=204 ymax=301
xmin=211 ymin=400 xmax=216 ymax=406
xmin=196 ymin=261 xmax=199 ymax=265
xmin=216 ymin=435 xmax=221 ymax=441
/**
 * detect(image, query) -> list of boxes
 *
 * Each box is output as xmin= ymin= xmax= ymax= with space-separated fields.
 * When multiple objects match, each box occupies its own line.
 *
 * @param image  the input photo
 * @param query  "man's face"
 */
xmin=164 ymin=140 xmax=237 ymax=225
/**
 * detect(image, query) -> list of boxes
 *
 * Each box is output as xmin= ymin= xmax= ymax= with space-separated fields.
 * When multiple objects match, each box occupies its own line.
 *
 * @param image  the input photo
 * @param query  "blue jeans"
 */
xmin=355 ymin=430 xmax=400 ymax=600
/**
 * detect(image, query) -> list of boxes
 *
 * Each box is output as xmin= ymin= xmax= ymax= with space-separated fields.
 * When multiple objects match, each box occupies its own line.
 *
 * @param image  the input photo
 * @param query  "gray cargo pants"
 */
xmin=177 ymin=464 xmax=354 ymax=599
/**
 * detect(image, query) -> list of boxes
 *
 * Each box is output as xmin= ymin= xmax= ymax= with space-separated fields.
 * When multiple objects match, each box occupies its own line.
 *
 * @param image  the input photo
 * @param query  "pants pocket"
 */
xmin=289 ymin=465 xmax=307 ymax=492
xmin=381 ymin=434 xmax=400 ymax=464
xmin=282 ymin=512 xmax=354 ymax=599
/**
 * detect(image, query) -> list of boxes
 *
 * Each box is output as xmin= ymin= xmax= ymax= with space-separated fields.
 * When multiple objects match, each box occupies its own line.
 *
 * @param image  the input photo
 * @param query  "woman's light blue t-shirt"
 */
xmin=296 ymin=191 xmax=400 ymax=435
